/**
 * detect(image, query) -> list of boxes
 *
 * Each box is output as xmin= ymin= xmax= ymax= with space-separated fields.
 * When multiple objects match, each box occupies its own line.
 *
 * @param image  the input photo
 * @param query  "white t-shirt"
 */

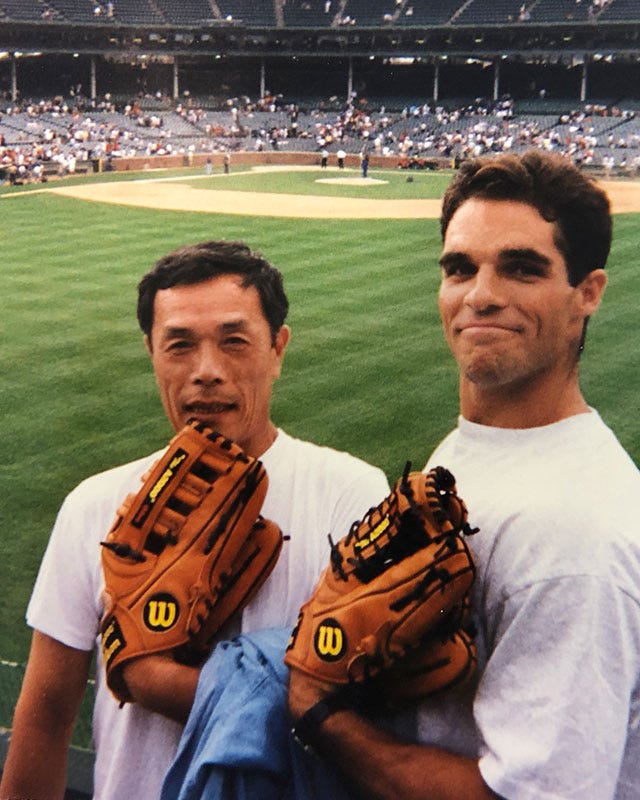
xmin=416 ymin=410 xmax=640 ymax=800
xmin=27 ymin=429 xmax=389 ymax=800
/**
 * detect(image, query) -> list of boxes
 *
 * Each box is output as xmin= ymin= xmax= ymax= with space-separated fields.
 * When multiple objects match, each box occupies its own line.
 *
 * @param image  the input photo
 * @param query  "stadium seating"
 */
xmin=154 ymin=0 xmax=217 ymax=25
xmin=109 ymin=0 xmax=164 ymax=25
xmin=340 ymin=0 xmax=397 ymax=27
xmin=50 ymin=0 xmax=101 ymax=23
xmin=600 ymin=0 xmax=640 ymax=21
xmin=283 ymin=0 xmax=336 ymax=28
xmin=0 ymin=0 xmax=50 ymax=21
xmin=215 ymin=0 xmax=276 ymax=26
xmin=455 ymin=0 xmax=527 ymax=25
xmin=3 ymin=0 xmax=640 ymax=26
xmin=392 ymin=0 xmax=463 ymax=26
xmin=529 ymin=0 xmax=593 ymax=22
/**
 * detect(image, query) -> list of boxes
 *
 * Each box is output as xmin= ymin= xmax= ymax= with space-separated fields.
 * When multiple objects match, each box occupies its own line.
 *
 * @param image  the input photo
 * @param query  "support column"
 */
xmin=347 ymin=57 xmax=353 ymax=102
xmin=173 ymin=57 xmax=179 ymax=100
xmin=493 ymin=58 xmax=500 ymax=101
xmin=90 ymin=55 xmax=97 ymax=101
xmin=11 ymin=54 xmax=17 ymax=102
xmin=433 ymin=61 xmax=440 ymax=102
xmin=260 ymin=59 xmax=266 ymax=99
xmin=580 ymin=58 xmax=588 ymax=102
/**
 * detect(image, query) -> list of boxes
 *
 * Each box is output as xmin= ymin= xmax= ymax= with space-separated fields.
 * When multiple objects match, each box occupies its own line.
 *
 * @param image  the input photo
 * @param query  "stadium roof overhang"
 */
xmin=0 ymin=20 xmax=638 ymax=63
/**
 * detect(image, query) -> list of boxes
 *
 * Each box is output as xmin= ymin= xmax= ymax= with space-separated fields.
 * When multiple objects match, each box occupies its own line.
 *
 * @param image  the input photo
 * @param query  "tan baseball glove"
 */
xmin=100 ymin=421 xmax=282 ymax=702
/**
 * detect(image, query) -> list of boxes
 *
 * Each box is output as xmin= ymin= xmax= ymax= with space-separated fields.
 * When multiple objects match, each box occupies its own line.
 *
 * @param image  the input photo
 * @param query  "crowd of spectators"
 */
xmin=2 ymin=90 xmax=640 ymax=185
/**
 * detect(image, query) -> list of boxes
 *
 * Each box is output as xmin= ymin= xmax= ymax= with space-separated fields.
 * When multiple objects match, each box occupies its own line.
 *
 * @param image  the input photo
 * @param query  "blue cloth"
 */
xmin=160 ymin=628 xmax=355 ymax=800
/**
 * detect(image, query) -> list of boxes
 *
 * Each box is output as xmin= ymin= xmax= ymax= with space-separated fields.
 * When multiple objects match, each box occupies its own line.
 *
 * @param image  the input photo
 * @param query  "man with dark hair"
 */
xmin=136 ymin=240 xmax=290 ymax=345
xmin=1 ymin=241 xmax=389 ymax=800
xmin=288 ymin=151 xmax=640 ymax=799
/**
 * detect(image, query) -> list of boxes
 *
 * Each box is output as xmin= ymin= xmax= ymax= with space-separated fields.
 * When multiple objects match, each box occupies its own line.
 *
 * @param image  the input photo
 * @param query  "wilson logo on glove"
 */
xmin=132 ymin=450 xmax=188 ymax=529
xmin=101 ymin=616 xmax=125 ymax=668
xmin=314 ymin=619 xmax=347 ymax=661
xmin=144 ymin=593 xmax=179 ymax=631
xmin=354 ymin=516 xmax=390 ymax=551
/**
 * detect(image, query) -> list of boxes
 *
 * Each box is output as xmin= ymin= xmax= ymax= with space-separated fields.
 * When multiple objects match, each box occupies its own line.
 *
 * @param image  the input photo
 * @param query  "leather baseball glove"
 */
xmin=100 ymin=420 xmax=282 ymax=702
xmin=367 ymin=596 xmax=477 ymax=708
xmin=285 ymin=463 xmax=477 ymax=701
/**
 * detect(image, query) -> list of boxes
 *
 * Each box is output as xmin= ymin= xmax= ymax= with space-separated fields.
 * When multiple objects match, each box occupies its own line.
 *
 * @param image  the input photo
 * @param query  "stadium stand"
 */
xmin=530 ymin=0 xmax=599 ymax=22
xmin=0 ymin=0 xmax=52 ymax=21
xmin=215 ymin=0 xmax=276 ymax=26
xmin=390 ymin=0 xmax=463 ymax=26
xmin=1 ymin=0 xmax=640 ymax=26
xmin=452 ymin=0 xmax=526 ymax=25
xmin=109 ymin=0 xmax=165 ymax=25
xmin=49 ymin=0 xmax=99 ymax=22
xmin=154 ymin=0 xmax=218 ymax=25
xmin=339 ymin=0 xmax=395 ymax=27
xmin=600 ymin=0 xmax=640 ymax=20
xmin=283 ymin=0 xmax=338 ymax=28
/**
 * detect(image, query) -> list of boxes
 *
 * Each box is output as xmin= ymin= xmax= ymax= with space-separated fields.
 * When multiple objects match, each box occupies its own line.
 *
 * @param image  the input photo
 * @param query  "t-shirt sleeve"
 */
xmin=476 ymin=575 xmax=640 ymax=800
xmin=27 ymin=486 xmax=104 ymax=651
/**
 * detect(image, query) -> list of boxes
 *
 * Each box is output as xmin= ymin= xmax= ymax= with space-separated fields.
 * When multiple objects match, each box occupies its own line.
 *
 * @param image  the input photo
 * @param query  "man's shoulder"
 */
xmin=64 ymin=450 xmax=162 ymax=507
xmin=272 ymin=429 xmax=386 ymax=480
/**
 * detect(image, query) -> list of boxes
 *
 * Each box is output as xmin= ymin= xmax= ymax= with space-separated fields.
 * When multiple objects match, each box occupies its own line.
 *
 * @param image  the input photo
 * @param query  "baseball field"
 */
xmin=1 ymin=163 xmax=640 ymax=748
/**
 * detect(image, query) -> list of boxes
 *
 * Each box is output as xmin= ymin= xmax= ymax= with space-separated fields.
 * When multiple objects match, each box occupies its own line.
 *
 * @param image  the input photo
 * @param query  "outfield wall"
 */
xmin=101 ymin=151 xmax=453 ymax=173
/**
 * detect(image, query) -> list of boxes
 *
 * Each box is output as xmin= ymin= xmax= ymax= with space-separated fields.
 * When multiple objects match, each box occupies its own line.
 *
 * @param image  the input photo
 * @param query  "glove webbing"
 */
xmin=202 ymin=459 xmax=265 ymax=554
xmin=101 ymin=449 xmax=263 ymax=563
xmin=330 ymin=462 xmax=467 ymax=585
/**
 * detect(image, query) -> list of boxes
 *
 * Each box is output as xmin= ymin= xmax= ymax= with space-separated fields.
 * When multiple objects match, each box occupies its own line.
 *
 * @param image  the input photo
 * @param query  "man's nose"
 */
xmin=463 ymin=267 xmax=505 ymax=312
xmin=193 ymin=344 xmax=225 ymax=385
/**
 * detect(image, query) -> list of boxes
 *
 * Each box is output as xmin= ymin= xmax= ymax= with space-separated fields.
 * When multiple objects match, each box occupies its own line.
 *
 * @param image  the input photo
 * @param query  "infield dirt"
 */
xmin=44 ymin=169 xmax=640 ymax=218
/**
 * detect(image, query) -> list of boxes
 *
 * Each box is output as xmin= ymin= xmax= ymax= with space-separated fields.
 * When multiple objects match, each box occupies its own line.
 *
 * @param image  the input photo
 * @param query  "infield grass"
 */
xmin=1 ymin=169 xmax=639 ymax=679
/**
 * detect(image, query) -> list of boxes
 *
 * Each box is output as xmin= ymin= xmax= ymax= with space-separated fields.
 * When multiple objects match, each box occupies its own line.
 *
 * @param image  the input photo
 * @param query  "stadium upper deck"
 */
xmin=0 ymin=0 xmax=639 ymax=27
xmin=0 ymin=0 xmax=640 ymax=28
xmin=1 ymin=0 xmax=639 ymax=115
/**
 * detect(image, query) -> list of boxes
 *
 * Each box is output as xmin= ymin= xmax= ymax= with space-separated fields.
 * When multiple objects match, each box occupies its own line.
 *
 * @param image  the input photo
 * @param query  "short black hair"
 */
xmin=441 ymin=150 xmax=612 ymax=286
xmin=137 ymin=240 xmax=289 ymax=342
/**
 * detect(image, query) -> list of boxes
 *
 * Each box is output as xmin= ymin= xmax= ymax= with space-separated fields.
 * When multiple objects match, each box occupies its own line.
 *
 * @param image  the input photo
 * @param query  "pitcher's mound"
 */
xmin=315 ymin=177 xmax=388 ymax=186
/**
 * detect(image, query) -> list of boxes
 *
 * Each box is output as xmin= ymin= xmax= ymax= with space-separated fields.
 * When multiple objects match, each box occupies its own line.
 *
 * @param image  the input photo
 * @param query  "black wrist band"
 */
xmin=291 ymin=691 xmax=351 ymax=751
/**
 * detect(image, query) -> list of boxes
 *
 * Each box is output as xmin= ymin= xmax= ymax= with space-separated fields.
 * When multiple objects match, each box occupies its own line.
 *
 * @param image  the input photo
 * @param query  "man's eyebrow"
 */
xmin=220 ymin=319 xmax=250 ymax=333
xmin=162 ymin=326 xmax=192 ymax=338
xmin=438 ymin=248 xmax=552 ymax=269
xmin=438 ymin=252 xmax=470 ymax=269
xmin=160 ymin=320 xmax=250 ymax=337
xmin=499 ymin=248 xmax=552 ymax=266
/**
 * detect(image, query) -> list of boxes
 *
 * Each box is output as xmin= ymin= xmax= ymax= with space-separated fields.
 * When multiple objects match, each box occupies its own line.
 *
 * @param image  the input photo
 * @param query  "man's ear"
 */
xmin=272 ymin=324 xmax=291 ymax=380
xmin=274 ymin=324 xmax=291 ymax=358
xmin=577 ymin=268 xmax=607 ymax=316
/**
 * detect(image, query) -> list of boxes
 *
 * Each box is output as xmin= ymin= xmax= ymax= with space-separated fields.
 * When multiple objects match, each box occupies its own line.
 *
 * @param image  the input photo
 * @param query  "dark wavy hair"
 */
xmin=137 ymin=240 xmax=289 ymax=343
xmin=440 ymin=150 xmax=612 ymax=287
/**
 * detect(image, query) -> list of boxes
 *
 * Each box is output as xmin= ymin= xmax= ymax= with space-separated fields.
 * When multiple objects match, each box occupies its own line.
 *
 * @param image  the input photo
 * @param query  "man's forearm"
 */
xmin=1 ymin=632 xmax=93 ymax=799
xmin=310 ymin=708 xmax=498 ymax=800
xmin=0 ymin=710 xmax=72 ymax=799
xmin=122 ymin=655 xmax=200 ymax=723
xmin=288 ymin=670 xmax=498 ymax=800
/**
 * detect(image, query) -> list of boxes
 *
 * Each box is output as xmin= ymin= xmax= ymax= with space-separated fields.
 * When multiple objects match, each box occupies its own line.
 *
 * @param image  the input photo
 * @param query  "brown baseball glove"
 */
xmin=100 ymin=420 xmax=282 ymax=702
xmin=285 ymin=462 xmax=477 ymax=695
xmin=367 ymin=597 xmax=478 ymax=708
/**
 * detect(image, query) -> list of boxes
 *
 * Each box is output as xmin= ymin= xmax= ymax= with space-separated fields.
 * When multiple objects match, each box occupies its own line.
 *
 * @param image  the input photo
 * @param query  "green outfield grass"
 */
xmin=182 ymin=167 xmax=455 ymax=199
xmin=1 ymin=170 xmax=639 ymax=742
